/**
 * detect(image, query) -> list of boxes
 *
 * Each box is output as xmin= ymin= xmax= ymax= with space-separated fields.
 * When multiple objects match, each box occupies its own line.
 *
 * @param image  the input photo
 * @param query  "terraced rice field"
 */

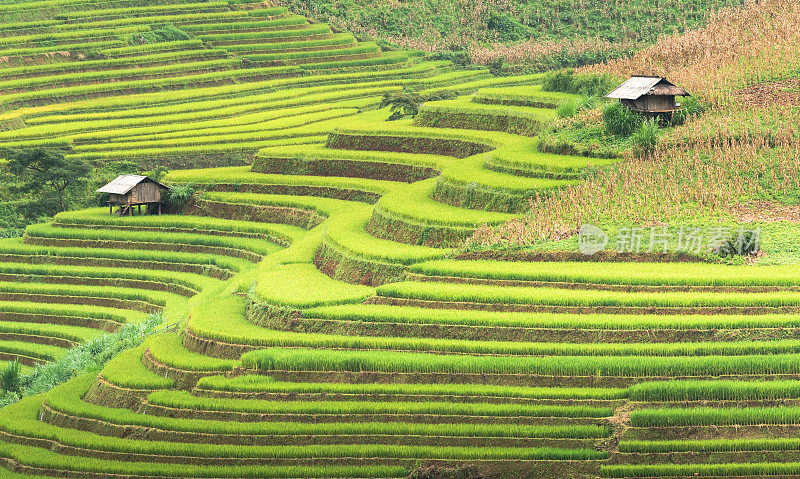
xmin=0 ymin=0 xmax=795 ymax=478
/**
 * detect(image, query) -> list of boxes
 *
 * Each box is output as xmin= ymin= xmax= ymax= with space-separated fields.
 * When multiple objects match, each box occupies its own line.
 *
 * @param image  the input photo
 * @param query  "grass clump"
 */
xmin=631 ymin=117 xmax=660 ymax=154
xmin=602 ymin=101 xmax=642 ymax=136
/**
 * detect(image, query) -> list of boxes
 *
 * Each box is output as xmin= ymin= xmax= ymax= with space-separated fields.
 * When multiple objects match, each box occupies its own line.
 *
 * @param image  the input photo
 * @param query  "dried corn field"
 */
xmin=471 ymin=0 xmax=800 ymax=247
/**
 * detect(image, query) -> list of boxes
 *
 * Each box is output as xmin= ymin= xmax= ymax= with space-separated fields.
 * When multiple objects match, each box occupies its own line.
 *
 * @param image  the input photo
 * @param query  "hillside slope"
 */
xmin=1 ymin=1 xmax=800 ymax=479
xmin=282 ymin=0 xmax=744 ymax=70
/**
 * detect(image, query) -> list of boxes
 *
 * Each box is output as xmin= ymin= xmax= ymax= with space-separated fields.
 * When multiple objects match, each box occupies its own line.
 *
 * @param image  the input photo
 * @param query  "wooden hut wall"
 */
xmin=129 ymin=181 xmax=162 ymax=204
xmin=644 ymin=95 xmax=675 ymax=112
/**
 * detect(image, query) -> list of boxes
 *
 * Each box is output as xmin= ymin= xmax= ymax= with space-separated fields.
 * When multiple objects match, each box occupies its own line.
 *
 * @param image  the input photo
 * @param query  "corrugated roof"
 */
xmin=606 ymin=76 xmax=663 ymax=100
xmin=96 ymin=175 xmax=168 ymax=195
xmin=606 ymin=76 xmax=689 ymax=100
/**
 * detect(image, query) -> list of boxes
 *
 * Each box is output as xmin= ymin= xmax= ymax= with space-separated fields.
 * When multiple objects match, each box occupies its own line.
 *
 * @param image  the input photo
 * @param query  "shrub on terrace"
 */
xmin=379 ymin=88 xmax=457 ymax=120
xmin=555 ymin=99 xmax=577 ymax=118
xmin=166 ymin=183 xmax=195 ymax=212
xmin=126 ymin=24 xmax=192 ymax=45
xmin=543 ymin=69 xmax=617 ymax=97
xmin=632 ymin=118 xmax=660 ymax=154
xmin=671 ymin=96 xmax=706 ymax=126
xmin=0 ymin=361 xmax=21 ymax=394
xmin=486 ymin=11 xmax=530 ymax=42
xmin=602 ymin=101 xmax=643 ymax=136
xmin=426 ymin=47 xmax=471 ymax=67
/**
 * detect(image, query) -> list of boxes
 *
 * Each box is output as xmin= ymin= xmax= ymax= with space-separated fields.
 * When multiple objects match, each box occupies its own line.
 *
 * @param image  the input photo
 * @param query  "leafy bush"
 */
xmin=148 ymin=165 xmax=169 ymax=182
xmin=554 ymin=95 xmax=596 ymax=119
xmin=602 ymin=101 xmax=643 ymax=136
xmin=375 ymin=38 xmax=401 ymax=52
xmin=632 ymin=118 xmax=660 ymax=154
xmin=717 ymin=229 xmax=760 ymax=257
xmin=379 ymin=88 xmax=423 ymax=120
xmin=671 ymin=96 xmax=706 ymax=126
xmin=425 ymin=49 xmax=471 ymax=67
xmin=379 ymin=88 xmax=457 ymax=120
xmin=543 ymin=70 xmax=617 ymax=97
xmin=542 ymin=70 xmax=574 ymax=93
xmin=486 ymin=11 xmax=529 ymax=42
xmin=126 ymin=24 xmax=191 ymax=45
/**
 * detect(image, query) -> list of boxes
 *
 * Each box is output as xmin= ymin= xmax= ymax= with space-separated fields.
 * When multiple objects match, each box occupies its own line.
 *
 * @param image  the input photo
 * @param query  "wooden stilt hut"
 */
xmin=606 ymin=76 xmax=690 ymax=117
xmin=96 ymin=175 xmax=170 ymax=216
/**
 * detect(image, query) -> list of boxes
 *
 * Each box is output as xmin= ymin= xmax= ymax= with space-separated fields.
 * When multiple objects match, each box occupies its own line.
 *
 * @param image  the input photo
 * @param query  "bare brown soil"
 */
xmin=736 ymin=79 xmax=800 ymax=108
xmin=207 ymin=182 xmax=381 ymax=203
xmin=243 ymin=369 xmax=800 ymax=388
xmin=610 ymin=450 xmax=800 ymax=465
xmin=54 ymin=220 xmax=283 ymax=242
xmin=455 ymin=250 xmax=709 ymax=263
xmin=730 ymin=200 xmax=800 ymax=223
xmin=625 ymin=424 xmax=800 ymax=441
xmin=193 ymin=198 xmax=325 ymax=230
xmin=314 ymin=240 xmax=405 ymax=286
xmin=84 ymin=376 xmax=151 ymax=410
xmin=142 ymin=402 xmax=600 ymax=426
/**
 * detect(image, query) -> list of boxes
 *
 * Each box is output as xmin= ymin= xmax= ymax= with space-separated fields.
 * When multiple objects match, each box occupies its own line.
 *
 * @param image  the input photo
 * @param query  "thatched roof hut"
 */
xmin=606 ymin=76 xmax=690 ymax=114
xmin=97 ymin=175 xmax=170 ymax=216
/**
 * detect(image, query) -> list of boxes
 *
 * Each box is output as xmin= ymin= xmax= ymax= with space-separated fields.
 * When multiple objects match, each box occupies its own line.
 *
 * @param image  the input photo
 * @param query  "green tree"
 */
xmin=7 ymin=148 xmax=91 ymax=213
xmin=379 ymin=88 xmax=457 ymax=120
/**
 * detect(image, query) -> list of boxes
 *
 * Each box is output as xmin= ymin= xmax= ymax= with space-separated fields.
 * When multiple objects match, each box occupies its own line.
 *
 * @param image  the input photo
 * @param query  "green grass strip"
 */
xmin=45 ymin=376 xmax=606 ymax=440
xmin=629 ymin=379 xmax=800 ymax=401
xmin=197 ymin=374 xmax=626 ymax=399
xmin=602 ymin=462 xmax=800 ymax=477
xmin=631 ymin=405 xmax=800 ymax=427
xmin=376 ymin=281 xmax=800 ymax=308
xmin=410 ymin=260 xmax=800 ymax=286
xmin=100 ymin=346 xmax=174 ymax=390
xmin=242 ymin=348 xmax=800 ymax=377
xmin=147 ymin=389 xmax=612 ymax=417
xmin=304 ymin=304 xmax=800 ymax=330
